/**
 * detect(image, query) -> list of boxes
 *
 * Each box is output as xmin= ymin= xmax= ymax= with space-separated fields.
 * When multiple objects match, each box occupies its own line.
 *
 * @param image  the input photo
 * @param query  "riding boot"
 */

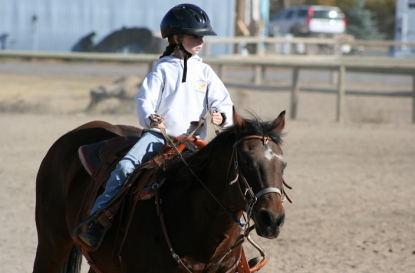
xmin=79 ymin=221 xmax=104 ymax=248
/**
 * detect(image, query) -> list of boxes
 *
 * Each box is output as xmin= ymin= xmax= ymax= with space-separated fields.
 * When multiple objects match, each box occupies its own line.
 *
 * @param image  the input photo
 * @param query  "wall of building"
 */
xmin=0 ymin=0 xmax=235 ymax=55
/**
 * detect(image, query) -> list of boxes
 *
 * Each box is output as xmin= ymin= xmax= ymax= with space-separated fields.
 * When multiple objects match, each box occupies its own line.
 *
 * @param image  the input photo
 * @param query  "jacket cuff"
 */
xmin=219 ymin=113 xmax=227 ymax=127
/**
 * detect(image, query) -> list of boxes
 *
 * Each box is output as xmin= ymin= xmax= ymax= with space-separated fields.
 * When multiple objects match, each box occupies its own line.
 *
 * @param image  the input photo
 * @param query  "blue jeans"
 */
xmin=90 ymin=131 xmax=165 ymax=214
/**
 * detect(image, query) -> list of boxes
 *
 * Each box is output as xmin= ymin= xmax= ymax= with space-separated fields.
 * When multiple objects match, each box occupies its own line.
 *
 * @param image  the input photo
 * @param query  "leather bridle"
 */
xmin=153 ymin=133 xmax=289 ymax=273
xmin=228 ymin=135 xmax=285 ymax=221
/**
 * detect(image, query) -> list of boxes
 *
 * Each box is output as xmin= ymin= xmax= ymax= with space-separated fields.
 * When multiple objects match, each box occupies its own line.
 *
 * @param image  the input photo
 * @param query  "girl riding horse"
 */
xmin=79 ymin=3 xmax=234 ymax=247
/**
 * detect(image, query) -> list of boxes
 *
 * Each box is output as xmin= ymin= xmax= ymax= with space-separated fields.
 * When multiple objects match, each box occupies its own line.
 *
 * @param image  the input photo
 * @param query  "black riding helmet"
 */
xmin=160 ymin=4 xmax=217 ymax=82
xmin=160 ymin=3 xmax=217 ymax=38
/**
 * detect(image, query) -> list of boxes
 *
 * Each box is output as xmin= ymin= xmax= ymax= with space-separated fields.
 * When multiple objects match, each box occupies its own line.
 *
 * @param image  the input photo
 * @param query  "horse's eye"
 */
xmin=241 ymin=158 xmax=250 ymax=167
xmin=239 ymin=154 xmax=254 ymax=169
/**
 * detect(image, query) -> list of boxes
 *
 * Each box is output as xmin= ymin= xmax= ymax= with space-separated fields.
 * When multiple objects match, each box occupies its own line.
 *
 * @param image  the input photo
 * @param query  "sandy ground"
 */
xmin=0 ymin=60 xmax=414 ymax=273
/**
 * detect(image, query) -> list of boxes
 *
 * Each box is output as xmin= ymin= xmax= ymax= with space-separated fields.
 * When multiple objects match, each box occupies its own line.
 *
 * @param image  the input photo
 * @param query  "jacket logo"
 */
xmin=197 ymin=82 xmax=206 ymax=90
xmin=197 ymin=82 xmax=207 ymax=92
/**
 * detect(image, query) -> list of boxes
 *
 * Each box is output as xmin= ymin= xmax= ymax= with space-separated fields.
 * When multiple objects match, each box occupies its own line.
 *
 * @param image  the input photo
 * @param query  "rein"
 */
xmin=160 ymin=127 xmax=244 ymax=227
xmin=156 ymin=129 xmax=285 ymax=272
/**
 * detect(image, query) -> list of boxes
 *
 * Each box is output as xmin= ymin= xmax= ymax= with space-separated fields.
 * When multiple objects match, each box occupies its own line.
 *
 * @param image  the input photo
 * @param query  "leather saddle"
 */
xmin=74 ymin=135 xmax=208 ymax=238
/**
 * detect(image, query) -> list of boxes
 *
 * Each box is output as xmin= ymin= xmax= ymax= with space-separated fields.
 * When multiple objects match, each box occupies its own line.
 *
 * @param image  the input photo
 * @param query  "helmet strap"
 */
xmin=178 ymin=42 xmax=193 ymax=83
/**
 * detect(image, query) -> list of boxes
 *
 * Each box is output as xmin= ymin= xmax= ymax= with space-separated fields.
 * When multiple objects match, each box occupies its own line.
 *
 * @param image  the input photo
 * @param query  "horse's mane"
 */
xmin=162 ymin=114 xmax=284 ymax=189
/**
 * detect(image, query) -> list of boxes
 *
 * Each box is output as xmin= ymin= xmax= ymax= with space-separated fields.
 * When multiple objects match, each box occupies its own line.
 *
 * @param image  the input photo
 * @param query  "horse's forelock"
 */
xmin=232 ymin=115 xmax=283 ymax=146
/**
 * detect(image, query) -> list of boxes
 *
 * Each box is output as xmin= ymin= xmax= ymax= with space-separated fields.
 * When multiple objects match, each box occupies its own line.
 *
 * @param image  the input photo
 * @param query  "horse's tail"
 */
xmin=58 ymin=246 xmax=82 ymax=273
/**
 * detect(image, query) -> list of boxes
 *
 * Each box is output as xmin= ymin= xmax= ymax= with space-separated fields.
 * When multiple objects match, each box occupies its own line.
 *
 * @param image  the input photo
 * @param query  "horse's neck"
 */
xmin=185 ymin=150 xmax=242 ymax=241
xmin=174 ymin=185 xmax=242 ymax=263
xmin=155 ymin=147 xmax=243 ymax=267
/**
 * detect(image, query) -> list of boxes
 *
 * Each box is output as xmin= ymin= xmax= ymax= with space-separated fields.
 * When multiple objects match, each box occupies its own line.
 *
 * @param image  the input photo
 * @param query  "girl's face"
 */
xmin=174 ymin=35 xmax=204 ymax=55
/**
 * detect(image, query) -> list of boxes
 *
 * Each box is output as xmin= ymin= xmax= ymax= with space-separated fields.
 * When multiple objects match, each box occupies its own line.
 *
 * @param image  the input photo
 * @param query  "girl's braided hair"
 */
xmin=159 ymin=37 xmax=176 ymax=59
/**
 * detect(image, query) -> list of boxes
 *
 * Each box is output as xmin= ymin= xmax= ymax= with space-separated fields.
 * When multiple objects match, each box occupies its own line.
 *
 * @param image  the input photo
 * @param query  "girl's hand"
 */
xmin=149 ymin=114 xmax=166 ymax=129
xmin=151 ymin=123 xmax=166 ymax=129
xmin=211 ymin=111 xmax=223 ymax=126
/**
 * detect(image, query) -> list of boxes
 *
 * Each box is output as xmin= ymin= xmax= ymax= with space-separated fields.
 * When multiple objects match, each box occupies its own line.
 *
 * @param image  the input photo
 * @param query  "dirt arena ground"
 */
xmin=0 ymin=60 xmax=414 ymax=273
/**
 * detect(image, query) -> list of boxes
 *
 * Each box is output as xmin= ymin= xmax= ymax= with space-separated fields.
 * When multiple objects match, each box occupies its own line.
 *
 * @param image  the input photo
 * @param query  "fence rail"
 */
xmin=1 ymin=50 xmax=414 ymax=122
xmin=203 ymin=36 xmax=415 ymax=56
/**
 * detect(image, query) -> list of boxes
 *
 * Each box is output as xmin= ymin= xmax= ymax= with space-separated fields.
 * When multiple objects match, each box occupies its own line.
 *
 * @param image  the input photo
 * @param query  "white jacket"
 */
xmin=136 ymin=55 xmax=233 ymax=140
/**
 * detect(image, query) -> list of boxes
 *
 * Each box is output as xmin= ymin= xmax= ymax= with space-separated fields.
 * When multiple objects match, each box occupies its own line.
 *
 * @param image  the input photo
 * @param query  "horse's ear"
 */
xmin=272 ymin=110 xmax=286 ymax=133
xmin=233 ymin=106 xmax=246 ymax=131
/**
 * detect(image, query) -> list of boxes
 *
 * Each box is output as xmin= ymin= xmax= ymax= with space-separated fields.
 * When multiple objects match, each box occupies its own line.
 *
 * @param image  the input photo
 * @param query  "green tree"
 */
xmin=365 ymin=0 xmax=395 ymax=39
xmin=345 ymin=7 xmax=385 ymax=40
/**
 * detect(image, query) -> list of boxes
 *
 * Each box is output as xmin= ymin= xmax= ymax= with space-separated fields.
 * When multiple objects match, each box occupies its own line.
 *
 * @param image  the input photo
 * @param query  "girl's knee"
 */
xmin=115 ymin=159 xmax=136 ymax=175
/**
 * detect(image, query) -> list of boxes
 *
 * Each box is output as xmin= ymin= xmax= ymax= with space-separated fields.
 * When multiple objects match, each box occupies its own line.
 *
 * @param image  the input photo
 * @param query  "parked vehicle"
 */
xmin=268 ymin=6 xmax=347 ymax=37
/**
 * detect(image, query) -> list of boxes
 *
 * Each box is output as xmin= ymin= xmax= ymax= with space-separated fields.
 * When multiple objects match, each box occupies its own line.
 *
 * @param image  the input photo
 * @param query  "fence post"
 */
xmin=204 ymin=42 xmax=211 ymax=56
xmin=290 ymin=67 xmax=300 ymax=119
xmin=147 ymin=60 xmax=155 ymax=74
xmin=336 ymin=65 xmax=346 ymax=122
xmin=218 ymin=64 xmax=227 ymax=82
xmin=253 ymin=65 xmax=262 ymax=85
xmin=412 ymin=72 xmax=415 ymax=123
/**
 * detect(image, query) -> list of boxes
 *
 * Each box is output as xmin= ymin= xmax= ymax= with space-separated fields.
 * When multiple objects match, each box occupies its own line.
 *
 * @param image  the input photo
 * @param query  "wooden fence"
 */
xmin=1 ymin=50 xmax=414 ymax=123
xmin=203 ymin=36 xmax=415 ymax=56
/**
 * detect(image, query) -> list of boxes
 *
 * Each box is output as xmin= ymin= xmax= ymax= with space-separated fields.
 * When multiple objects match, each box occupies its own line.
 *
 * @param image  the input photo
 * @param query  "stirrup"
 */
xmin=79 ymin=222 xmax=104 ymax=247
xmin=73 ymin=213 xmax=112 ymax=252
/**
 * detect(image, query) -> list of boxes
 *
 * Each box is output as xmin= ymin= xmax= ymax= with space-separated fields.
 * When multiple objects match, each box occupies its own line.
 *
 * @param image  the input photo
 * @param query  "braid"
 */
xmin=160 ymin=37 xmax=176 ymax=59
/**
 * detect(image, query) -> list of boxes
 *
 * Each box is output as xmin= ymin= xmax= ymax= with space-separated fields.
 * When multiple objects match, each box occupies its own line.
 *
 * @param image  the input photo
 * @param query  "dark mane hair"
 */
xmin=229 ymin=113 xmax=284 ymax=146
xmin=162 ymin=114 xmax=284 ymax=188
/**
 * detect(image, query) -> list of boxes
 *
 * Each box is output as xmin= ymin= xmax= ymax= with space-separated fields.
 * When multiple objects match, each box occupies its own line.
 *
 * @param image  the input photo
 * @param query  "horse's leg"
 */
xmin=33 ymin=122 xmax=140 ymax=273
xmin=33 ymin=157 xmax=77 ymax=272
xmin=33 ymin=222 xmax=75 ymax=272
xmin=33 ymin=194 xmax=75 ymax=273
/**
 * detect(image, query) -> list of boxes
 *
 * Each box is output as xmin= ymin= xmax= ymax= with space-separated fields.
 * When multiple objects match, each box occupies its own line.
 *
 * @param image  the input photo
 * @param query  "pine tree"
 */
xmin=345 ymin=7 xmax=385 ymax=40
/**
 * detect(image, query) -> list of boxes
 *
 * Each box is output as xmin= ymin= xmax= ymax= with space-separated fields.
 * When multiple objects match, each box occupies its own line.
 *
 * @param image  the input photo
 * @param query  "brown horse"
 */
xmin=33 ymin=110 xmax=288 ymax=273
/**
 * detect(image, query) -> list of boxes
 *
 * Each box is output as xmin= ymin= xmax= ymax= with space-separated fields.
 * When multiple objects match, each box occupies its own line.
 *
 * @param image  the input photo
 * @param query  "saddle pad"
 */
xmin=78 ymin=136 xmax=140 ymax=175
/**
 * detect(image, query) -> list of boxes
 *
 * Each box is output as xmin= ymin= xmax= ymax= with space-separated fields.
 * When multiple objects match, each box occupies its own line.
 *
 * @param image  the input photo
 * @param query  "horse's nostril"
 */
xmin=276 ymin=212 xmax=285 ymax=227
xmin=258 ymin=209 xmax=274 ymax=226
xmin=258 ymin=209 xmax=285 ymax=227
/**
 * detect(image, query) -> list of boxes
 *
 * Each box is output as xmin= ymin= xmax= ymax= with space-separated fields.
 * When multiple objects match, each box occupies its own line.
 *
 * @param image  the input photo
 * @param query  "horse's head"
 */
xmin=227 ymin=110 xmax=289 ymax=239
